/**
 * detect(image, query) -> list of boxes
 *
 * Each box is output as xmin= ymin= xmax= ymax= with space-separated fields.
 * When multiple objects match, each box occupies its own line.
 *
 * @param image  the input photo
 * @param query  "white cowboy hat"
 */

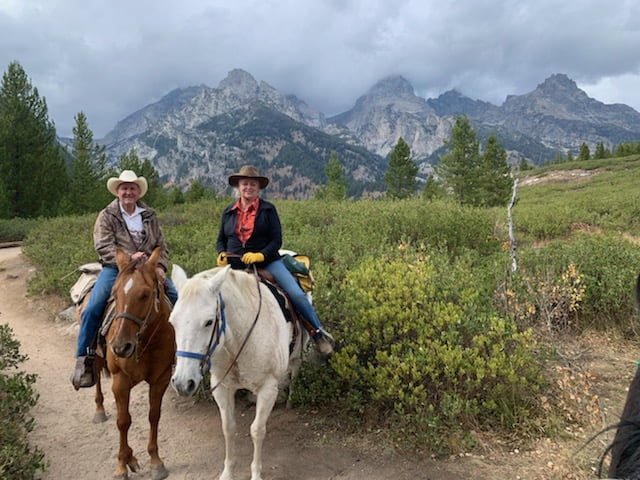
xmin=106 ymin=170 xmax=148 ymax=198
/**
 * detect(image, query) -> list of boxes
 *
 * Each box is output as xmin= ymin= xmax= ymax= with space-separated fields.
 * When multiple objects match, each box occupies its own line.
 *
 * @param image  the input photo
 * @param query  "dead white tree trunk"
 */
xmin=508 ymin=177 xmax=519 ymax=273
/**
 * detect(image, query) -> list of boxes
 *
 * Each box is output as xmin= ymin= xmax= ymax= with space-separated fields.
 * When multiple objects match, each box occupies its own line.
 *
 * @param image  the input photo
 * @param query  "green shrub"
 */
xmin=518 ymin=233 xmax=640 ymax=333
xmin=22 ymin=214 xmax=95 ymax=297
xmin=295 ymin=247 xmax=544 ymax=453
xmin=0 ymin=218 xmax=40 ymax=243
xmin=0 ymin=324 xmax=46 ymax=479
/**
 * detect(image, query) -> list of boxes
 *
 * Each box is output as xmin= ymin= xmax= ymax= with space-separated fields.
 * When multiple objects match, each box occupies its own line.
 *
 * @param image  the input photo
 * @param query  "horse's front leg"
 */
xmin=147 ymin=372 xmax=170 ymax=480
xmin=250 ymin=378 xmax=279 ymax=480
xmin=212 ymin=385 xmax=237 ymax=480
xmin=112 ymin=373 xmax=139 ymax=479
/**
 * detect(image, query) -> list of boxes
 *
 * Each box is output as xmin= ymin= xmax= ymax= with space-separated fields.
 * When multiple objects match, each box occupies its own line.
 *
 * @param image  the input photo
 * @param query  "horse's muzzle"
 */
xmin=111 ymin=341 xmax=136 ymax=359
xmin=171 ymin=376 xmax=199 ymax=396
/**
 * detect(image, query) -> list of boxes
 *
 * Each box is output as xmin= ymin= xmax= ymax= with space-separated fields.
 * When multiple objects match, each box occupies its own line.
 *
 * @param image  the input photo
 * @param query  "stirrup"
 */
xmin=71 ymin=356 xmax=96 ymax=390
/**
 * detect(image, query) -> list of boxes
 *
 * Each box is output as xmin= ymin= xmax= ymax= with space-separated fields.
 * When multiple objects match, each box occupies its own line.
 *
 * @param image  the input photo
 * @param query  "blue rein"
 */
xmin=175 ymin=293 xmax=226 ymax=373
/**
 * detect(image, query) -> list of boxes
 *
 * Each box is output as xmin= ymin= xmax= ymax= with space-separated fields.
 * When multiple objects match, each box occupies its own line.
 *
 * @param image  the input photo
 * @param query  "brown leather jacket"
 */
xmin=93 ymin=199 xmax=170 ymax=271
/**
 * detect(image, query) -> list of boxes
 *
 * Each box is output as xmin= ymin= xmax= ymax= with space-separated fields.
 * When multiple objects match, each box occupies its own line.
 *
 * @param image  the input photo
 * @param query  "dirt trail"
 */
xmin=0 ymin=247 xmax=634 ymax=479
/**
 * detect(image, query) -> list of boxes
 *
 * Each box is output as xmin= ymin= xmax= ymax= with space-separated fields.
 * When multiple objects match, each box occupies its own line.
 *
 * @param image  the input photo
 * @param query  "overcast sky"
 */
xmin=1 ymin=0 xmax=639 ymax=138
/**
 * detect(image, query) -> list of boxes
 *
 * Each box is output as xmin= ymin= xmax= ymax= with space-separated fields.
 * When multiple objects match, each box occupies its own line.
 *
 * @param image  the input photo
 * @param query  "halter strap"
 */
xmin=110 ymin=271 xmax=161 ymax=360
xmin=114 ymin=311 xmax=146 ymax=328
xmin=176 ymin=292 xmax=226 ymax=373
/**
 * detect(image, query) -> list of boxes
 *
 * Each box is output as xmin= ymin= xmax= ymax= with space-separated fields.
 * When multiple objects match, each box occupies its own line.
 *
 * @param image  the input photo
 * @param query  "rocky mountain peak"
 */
xmin=368 ymin=75 xmax=416 ymax=98
xmin=538 ymin=73 xmax=578 ymax=93
xmin=218 ymin=68 xmax=259 ymax=99
xmin=97 ymin=68 xmax=640 ymax=199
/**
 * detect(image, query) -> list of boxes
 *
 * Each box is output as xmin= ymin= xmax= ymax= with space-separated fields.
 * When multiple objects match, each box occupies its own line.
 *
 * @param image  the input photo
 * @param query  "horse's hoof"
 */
xmin=127 ymin=458 xmax=140 ymax=473
xmin=112 ymin=470 xmax=128 ymax=480
xmin=92 ymin=411 xmax=108 ymax=423
xmin=151 ymin=463 xmax=169 ymax=480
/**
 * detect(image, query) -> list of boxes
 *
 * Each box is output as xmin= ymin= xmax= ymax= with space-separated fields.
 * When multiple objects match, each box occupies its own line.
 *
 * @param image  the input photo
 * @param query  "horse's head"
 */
xmin=107 ymin=247 xmax=164 ymax=359
xmin=170 ymin=264 xmax=229 ymax=396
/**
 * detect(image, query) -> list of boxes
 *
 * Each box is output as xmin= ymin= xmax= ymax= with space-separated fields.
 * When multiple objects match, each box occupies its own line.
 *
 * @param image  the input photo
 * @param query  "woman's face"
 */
xmin=238 ymin=178 xmax=260 ymax=202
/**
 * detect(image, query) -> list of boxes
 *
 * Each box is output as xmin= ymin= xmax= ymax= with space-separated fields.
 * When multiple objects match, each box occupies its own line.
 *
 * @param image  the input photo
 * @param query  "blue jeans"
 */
xmin=75 ymin=265 xmax=178 ymax=357
xmin=265 ymin=259 xmax=322 ymax=331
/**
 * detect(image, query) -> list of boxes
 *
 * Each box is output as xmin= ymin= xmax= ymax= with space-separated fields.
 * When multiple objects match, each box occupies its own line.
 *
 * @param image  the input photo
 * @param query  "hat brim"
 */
xmin=228 ymin=175 xmax=269 ymax=189
xmin=107 ymin=178 xmax=148 ymax=198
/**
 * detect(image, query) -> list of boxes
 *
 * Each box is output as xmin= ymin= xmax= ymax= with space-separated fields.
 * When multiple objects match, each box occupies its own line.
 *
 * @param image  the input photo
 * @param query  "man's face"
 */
xmin=117 ymin=182 xmax=141 ymax=206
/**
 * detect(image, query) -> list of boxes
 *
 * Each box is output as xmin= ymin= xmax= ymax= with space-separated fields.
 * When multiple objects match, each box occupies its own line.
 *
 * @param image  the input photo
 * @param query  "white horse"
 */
xmin=169 ymin=264 xmax=304 ymax=480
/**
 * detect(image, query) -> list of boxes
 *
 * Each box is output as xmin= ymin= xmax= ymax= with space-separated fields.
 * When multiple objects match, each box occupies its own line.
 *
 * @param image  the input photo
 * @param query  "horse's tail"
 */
xmin=635 ymin=274 xmax=640 ymax=311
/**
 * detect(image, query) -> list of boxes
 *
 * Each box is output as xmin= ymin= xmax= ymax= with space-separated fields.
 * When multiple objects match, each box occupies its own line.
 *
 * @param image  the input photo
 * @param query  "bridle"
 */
xmin=175 ymin=292 xmax=226 ymax=376
xmin=111 ymin=262 xmax=163 ymax=360
xmin=175 ymin=265 xmax=263 ymax=391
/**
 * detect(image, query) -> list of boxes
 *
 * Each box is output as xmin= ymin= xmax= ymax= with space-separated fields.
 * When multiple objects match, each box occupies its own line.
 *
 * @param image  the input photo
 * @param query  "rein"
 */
xmin=176 ymin=265 xmax=263 ymax=391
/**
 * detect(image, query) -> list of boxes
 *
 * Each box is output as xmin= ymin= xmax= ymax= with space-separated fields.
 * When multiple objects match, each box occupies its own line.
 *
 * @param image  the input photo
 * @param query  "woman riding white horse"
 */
xmin=215 ymin=165 xmax=333 ymax=355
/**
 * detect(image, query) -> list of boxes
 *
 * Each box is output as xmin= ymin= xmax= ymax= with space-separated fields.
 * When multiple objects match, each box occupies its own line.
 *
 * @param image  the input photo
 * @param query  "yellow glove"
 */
xmin=241 ymin=252 xmax=265 ymax=264
xmin=216 ymin=252 xmax=228 ymax=267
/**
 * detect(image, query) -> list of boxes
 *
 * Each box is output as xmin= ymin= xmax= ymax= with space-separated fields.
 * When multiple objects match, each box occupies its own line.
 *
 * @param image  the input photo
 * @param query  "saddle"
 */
xmin=253 ymin=272 xmax=310 ymax=354
xmin=227 ymin=262 xmax=313 ymax=353
xmin=70 ymin=262 xmax=102 ymax=305
xmin=227 ymin=252 xmax=316 ymax=336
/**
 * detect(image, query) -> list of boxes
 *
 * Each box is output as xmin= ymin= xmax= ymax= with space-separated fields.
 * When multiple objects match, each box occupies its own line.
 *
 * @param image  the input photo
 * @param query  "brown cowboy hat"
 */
xmin=228 ymin=165 xmax=269 ymax=188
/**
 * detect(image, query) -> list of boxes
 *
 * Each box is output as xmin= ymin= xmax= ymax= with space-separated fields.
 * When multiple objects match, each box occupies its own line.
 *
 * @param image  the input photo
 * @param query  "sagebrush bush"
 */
xmin=518 ymin=233 xmax=640 ymax=333
xmin=295 ymin=247 xmax=544 ymax=453
xmin=496 ymin=263 xmax=586 ymax=332
xmin=0 ymin=324 xmax=46 ymax=479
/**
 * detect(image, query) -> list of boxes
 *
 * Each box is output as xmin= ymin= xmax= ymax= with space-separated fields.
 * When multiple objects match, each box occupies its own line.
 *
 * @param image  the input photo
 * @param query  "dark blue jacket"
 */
xmin=216 ymin=199 xmax=282 ymax=265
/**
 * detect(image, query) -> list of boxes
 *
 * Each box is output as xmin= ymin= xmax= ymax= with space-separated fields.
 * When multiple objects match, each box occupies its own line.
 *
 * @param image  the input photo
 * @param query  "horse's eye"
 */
xmin=205 ymin=319 xmax=213 ymax=327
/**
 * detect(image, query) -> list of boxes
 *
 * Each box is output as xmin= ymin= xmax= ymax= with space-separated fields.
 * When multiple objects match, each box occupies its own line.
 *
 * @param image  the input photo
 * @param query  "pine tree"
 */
xmin=594 ymin=142 xmax=609 ymax=159
xmin=66 ymin=111 xmax=108 ymax=214
xmin=185 ymin=179 xmax=215 ymax=203
xmin=0 ymin=61 xmax=67 ymax=218
xmin=316 ymin=152 xmax=347 ymax=200
xmin=168 ymin=186 xmax=185 ymax=205
xmin=566 ymin=150 xmax=574 ymax=162
xmin=384 ymin=137 xmax=417 ymax=199
xmin=578 ymin=143 xmax=590 ymax=161
xmin=480 ymin=134 xmax=513 ymax=207
xmin=437 ymin=116 xmax=482 ymax=205
xmin=0 ymin=179 xmax=9 ymax=218
xmin=519 ymin=158 xmax=533 ymax=171
xmin=421 ymin=175 xmax=446 ymax=201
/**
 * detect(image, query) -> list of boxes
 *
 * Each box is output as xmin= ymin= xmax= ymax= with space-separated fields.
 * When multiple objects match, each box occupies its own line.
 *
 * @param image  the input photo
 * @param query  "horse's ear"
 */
xmin=207 ymin=265 xmax=230 ymax=295
xmin=115 ymin=248 xmax=130 ymax=270
xmin=148 ymin=247 xmax=162 ymax=266
xmin=172 ymin=264 xmax=188 ymax=292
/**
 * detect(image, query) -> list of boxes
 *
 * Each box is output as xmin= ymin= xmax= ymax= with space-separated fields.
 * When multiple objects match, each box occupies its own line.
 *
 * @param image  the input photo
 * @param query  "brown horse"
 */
xmin=83 ymin=247 xmax=175 ymax=480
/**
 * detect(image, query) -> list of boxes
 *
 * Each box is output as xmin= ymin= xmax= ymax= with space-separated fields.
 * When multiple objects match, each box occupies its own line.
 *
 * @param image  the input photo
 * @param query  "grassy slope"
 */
xmin=515 ymin=155 xmax=640 ymax=243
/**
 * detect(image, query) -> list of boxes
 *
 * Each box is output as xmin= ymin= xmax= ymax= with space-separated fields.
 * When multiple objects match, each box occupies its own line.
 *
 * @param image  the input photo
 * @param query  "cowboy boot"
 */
xmin=70 ymin=355 xmax=96 ymax=390
xmin=312 ymin=329 xmax=334 ymax=356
